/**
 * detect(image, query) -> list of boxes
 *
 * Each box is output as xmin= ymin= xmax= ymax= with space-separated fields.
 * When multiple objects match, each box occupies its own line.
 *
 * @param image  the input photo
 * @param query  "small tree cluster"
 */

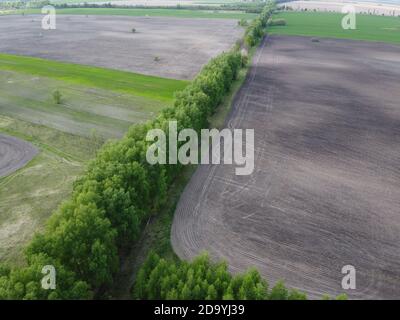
xmin=0 ymin=254 xmax=90 ymax=299
xmin=134 ymin=252 xmax=308 ymax=300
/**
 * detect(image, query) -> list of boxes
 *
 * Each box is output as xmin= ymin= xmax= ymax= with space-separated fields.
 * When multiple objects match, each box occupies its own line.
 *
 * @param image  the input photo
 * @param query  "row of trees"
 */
xmin=134 ymin=253 xmax=307 ymax=300
xmin=2 ymin=1 xmax=52 ymax=10
xmin=0 ymin=2 xmax=275 ymax=300
xmin=244 ymin=1 xmax=276 ymax=47
xmin=54 ymin=2 xmax=267 ymax=13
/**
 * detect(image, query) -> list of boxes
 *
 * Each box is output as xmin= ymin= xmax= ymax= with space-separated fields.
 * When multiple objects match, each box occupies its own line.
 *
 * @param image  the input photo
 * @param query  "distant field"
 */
xmin=0 ymin=15 xmax=243 ymax=79
xmin=0 ymin=53 xmax=185 ymax=264
xmin=0 ymin=54 xmax=185 ymax=138
xmin=0 ymin=54 xmax=186 ymax=102
xmin=15 ymin=8 xmax=258 ymax=19
xmin=269 ymin=12 xmax=400 ymax=44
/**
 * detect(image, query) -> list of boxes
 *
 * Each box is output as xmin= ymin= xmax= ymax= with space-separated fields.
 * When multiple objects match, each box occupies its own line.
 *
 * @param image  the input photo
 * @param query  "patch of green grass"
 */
xmin=0 ymin=70 xmax=166 ymax=138
xmin=0 ymin=152 xmax=83 ymax=266
xmin=269 ymin=12 xmax=400 ymax=45
xmin=0 ymin=115 xmax=97 ymax=161
xmin=0 ymin=54 xmax=187 ymax=102
xmin=14 ymin=8 xmax=258 ymax=20
xmin=0 ymin=116 xmax=95 ymax=265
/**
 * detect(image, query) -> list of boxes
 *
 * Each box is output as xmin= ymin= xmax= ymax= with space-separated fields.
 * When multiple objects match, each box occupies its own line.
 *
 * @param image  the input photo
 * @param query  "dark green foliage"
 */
xmin=0 ymin=254 xmax=90 ymax=300
xmin=134 ymin=252 xmax=308 ymax=300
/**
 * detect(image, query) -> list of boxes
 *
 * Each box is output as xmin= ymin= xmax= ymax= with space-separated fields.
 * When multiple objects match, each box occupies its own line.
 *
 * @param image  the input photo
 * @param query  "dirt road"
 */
xmin=0 ymin=134 xmax=38 ymax=178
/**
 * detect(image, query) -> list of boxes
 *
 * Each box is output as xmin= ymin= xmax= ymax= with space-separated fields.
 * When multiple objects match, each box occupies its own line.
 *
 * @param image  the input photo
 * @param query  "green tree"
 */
xmin=269 ymin=280 xmax=289 ymax=300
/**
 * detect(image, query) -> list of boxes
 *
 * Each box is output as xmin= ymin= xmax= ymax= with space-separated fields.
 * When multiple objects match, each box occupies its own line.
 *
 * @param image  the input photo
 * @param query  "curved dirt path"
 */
xmin=171 ymin=35 xmax=400 ymax=299
xmin=0 ymin=134 xmax=38 ymax=178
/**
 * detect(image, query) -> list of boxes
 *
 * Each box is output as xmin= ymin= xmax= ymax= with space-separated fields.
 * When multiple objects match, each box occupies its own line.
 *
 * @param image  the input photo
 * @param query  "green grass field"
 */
xmin=0 ymin=54 xmax=186 ymax=265
xmin=0 ymin=70 xmax=170 ymax=139
xmin=0 ymin=55 xmax=187 ymax=138
xmin=0 ymin=116 xmax=92 ymax=265
xmin=0 ymin=54 xmax=186 ymax=102
xmin=269 ymin=12 xmax=400 ymax=45
xmin=13 ymin=8 xmax=258 ymax=20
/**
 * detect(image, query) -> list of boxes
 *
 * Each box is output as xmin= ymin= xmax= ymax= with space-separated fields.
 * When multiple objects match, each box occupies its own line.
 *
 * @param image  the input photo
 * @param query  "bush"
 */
xmin=241 ymin=49 xmax=249 ymax=67
xmin=238 ymin=18 xmax=248 ymax=27
xmin=52 ymin=90 xmax=62 ymax=104
xmin=267 ymin=18 xmax=286 ymax=26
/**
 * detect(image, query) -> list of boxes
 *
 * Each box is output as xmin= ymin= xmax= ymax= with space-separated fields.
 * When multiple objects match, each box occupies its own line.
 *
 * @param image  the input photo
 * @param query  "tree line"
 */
xmin=52 ymin=2 xmax=267 ymax=14
xmin=245 ymin=1 xmax=276 ymax=47
xmin=0 ymin=2 xmax=277 ymax=300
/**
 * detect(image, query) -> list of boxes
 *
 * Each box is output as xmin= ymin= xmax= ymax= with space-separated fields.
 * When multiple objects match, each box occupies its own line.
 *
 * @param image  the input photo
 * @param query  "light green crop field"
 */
xmin=14 ymin=8 xmax=258 ymax=20
xmin=269 ymin=12 xmax=400 ymax=45
xmin=0 ymin=70 xmax=172 ymax=139
xmin=0 ymin=54 xmax=186 ymax=102
xmin=0 ymin=54 xmax=186 ymax=264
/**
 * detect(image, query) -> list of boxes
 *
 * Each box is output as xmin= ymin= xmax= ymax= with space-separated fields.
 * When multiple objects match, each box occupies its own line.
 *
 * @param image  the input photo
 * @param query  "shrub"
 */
xmin=238 ymin=18 xmax=248 ymax=27
xmin=52 ymin=90 xmax=62 ymax=104
xmin=267 ymin=18 xmax=287 ymax=26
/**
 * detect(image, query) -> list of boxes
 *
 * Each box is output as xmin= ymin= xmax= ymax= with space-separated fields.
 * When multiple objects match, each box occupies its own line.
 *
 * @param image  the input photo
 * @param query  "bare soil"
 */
xmin=172 ymin=35 xmax=400 ymax=299
xmin=0 ymin=15 xmax=243 ymax=80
